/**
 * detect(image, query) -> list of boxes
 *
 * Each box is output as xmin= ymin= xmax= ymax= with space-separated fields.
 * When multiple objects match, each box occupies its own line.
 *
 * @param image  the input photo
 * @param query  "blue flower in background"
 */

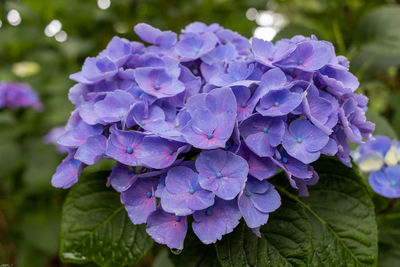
xmin=353 ymin=135 xmax=400 ymax=198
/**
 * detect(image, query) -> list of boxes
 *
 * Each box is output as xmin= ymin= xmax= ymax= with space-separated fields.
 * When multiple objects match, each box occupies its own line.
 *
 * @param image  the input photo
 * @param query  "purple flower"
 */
xmin=238 ymin=177 xmax=281 ymax=228
xmin=134 ymin=23 xmax=177 ymax=48
xmin=93 ymin=90 xmax=134 ymax=123
xmin=274 ymin=40 xmax=333 ymax=71
xmin=282 ymin=118 xmax=329 ymax=164
xmin=134 ymin=67 xmax=185 ymax=98
xmin=99 ymin=36 xmax=134 ymax=67
xmin=122 ymin=178 xmax=158 ymax=224
xmin=0 ymin=82 xmax=42 ymax=110
xmin=75 ymin=135 xmax=107 ymax=165
xmin=192 ymin=198 xmax=241 ymax=244
xmin=70 ymin=57 xmax=118 ymax=84
xmin=51 ymin=151 xmax=84 ymax=189
xmin=256 ymin=88 xmax=303 ymax=117
xmin=196 ymin=149 xmax=249 ymax=200
xmin=252 ymin=38 xmax=295 ymax=67
xmin=139 ymin=136 xmax=190 ymax=169
xmin=240 ymin=114 xmax=285 ymax=157
xmin=161 ymin=166 xmax=215 ymax=215
xmin=182 ymin=87 xmax=237 ymax=149
xmin=105 ymin=126 xmax=145 ymax=166
xmin=369 ymin=166 xmax=400 ymax=198
xmin=146 ymin=208 xmax=188 ymax=249
xmin=57 ymin=111 xmax=103 ymax=148
xmin=175 ymin=32 xmax=218 ymax=61
xmin=107 ymin=163 xmax=136 ymax=192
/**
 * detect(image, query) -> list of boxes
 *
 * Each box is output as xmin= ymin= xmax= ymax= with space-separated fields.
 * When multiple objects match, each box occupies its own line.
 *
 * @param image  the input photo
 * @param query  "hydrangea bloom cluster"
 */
xmin=0 ymin=82 xmax=42 ymax=110
xmin=352 ymin=135 xmax=400 ymax=198
xmin=52 ymin=22 xmax=374 ymax=249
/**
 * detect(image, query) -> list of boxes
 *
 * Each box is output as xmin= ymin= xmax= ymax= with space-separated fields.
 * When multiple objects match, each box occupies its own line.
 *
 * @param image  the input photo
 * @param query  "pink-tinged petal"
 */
xmin=146 ymin=208 xmax=188 ymax=249
xmin=107 ymin=163 xmax=136 ymax=192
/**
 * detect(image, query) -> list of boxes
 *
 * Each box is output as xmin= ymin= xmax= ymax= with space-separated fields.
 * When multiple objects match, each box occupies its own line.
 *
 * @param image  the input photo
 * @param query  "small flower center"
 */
xmin=140 ymin=121 xmax=145 ymax=126
xmin=216 ymin=172 xmax=222 ymax=179
xmin=175 ymin=216 xmax=181 ymax=222
xmin=175 ymin=122 xmax=180 ymax=128
xmin=268 ymin=56 xmax=274 ymax=61
xmin=189 ymin=188 xmax=195 ymax=194
xmin=241 ymin=102 xmax=247 ymax=108
xmin=205 ymin=208 xmax=212 ymax=216
xmin=146 ymin=191 xmax=152 ymax=198
xmin=282 ymin=157 xmax=288 ymax=164
xmin=207 ymin=133 xmax=213 ymax=139
xmin=129 ymin=171 xmax=135 ymax=177
xmin=101 ymin=151 xmax=106 ymax=156
xmin=298 ymin=59 xmax=303 ymax=65
xmin=154 ymin=84 xmax=160 ymax=90
xmin=296 ymin=137 xmax=303 ymax=143
xmin=168 ymin=149 xmax=174 ymax=155
xmin=245 ymin=189 xmax=252 ymax=197
xmin=274 ymin=101 xmax=279 ymax=107
xmin=139 ymin=93 xmax=144 ymax=100
xmin=118 ymin=114 xmax=123 ymax=119
xmin=263 ymin=127 xmax=269 ymax=133
xmin=126 ymin=147 xmax=133 ymax=154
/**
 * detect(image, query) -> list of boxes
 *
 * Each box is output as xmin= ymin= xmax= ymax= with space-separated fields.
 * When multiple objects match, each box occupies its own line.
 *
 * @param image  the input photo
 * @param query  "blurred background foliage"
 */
xmin=0 ymin=0 xmax=399 ymax=266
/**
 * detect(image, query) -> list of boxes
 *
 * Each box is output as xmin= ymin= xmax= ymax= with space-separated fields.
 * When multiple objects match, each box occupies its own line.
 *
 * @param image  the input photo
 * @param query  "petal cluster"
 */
xmin=52 ymin=22 xmax=374 ymax=249
xmin=352 ymin=135 xmax=400 ymax=198
xmin=0 ymin=82 xmax=42 ymax=110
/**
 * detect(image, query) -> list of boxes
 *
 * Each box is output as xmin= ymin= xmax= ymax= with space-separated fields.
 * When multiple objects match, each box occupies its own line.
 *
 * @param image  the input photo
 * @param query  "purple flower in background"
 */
xmin=353 ymin=136 xmax=400 ymax=198
xmin=369 ymin=166 xmax=400 ymax=198
xmin=51 ymin=21 xmax=375 ymax=249
xmin=238 ymin=177 xmax=281 ymax=228
xmin=196 ymin=149 xmax=249 ymax=200
xmin=192 ymin=198 xmax=241 ymax=244
xmin=161 ymin=166 xmax=215 ymax=215
xmin=0 ymin=82 xmax=42 ymax=110
xmin=146 ymin=208 xmax=188 ymax=249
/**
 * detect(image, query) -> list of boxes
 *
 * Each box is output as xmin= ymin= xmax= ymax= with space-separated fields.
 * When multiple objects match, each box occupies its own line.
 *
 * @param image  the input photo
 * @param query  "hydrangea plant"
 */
xmin=0 ymin=82 xmax=42 ymax=110
xmin=52 ymin=22 xmax=374 ymax=250
xmin=353 ymin=135 xmax=400 ymax=198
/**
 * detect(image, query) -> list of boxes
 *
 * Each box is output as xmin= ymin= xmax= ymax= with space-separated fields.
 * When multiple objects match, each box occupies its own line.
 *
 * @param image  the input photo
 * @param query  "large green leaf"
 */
xmin=59 ymin=171 xmax=153 ymax=266
xmin=215 ymin=158 xmax=378 ymax=266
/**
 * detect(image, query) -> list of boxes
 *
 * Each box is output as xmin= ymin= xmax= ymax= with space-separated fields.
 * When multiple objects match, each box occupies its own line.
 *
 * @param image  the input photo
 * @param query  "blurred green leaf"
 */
xmin=60 ymin=171 xmax=153 ymax=266
xmin=367 ymin=110 xmax=397 ymax=139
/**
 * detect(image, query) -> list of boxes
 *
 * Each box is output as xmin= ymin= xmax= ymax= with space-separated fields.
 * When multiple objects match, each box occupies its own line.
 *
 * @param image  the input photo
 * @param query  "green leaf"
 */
xmin=169 ymin=230 xmax=221 ymax=267
xmin=376 ymin=199 xmax=400 ymax=267
xmin=60 ymin=171 xmax=153 ymax=266
xmin=215 ymin=157 xmax=378 ymax=266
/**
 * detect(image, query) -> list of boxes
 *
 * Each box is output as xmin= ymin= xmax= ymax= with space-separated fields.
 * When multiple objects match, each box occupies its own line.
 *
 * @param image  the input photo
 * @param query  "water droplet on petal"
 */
xmin=170 ymin=248 xmax=182 ymax=255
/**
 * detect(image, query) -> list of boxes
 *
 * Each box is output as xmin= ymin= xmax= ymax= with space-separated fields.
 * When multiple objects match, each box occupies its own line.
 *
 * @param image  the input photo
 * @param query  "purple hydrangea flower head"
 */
xmin=195 ymin=149 xmax=249 ymax=200
xmin=238 ymin=177 xmax=281 ymax=228
xmin=161 ymin=166 xmax=215 ymax=215
xmin=0 ymin=82 xmax=42 ymax=110
xmin=51 ymin=21 xmax=375 ymax=249
xmin=192 ymin=198 xmax=241 ymax=244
